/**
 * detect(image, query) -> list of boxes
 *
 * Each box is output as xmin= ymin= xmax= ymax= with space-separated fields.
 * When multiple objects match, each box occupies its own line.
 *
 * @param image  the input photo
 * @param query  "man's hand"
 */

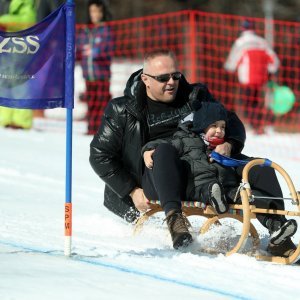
xmin=130 ymin=187 xmax=150 ymax=212
xmin=143 ymin=149 xmax=155 ymax=169
xmin=210 ymin=142 xmax=232 ymax=162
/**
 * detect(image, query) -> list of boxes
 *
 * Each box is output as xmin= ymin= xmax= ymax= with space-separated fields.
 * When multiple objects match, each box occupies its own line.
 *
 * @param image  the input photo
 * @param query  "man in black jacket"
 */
xmin=90 ymin=49 xmax=296 ymax=255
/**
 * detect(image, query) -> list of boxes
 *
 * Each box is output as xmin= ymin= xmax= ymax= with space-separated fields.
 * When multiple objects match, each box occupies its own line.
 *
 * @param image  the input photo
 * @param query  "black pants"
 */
xmin=142 ymin=143 xmax=187 ymax=215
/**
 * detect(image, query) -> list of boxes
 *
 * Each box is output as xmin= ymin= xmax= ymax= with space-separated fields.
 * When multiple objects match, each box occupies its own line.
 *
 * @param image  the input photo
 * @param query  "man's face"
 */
xmin=141 ymin=55 xmax=180 ymax=103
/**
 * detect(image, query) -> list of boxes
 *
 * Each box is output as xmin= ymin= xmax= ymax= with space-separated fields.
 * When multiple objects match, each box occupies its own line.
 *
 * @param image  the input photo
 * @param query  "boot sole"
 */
xmin=209 ymin=183 xmax=228 ymax=214
xmin=173 ymin=233 xmax=193 ymax=249
xmin=270 ymin=220 xmax=297 ymax=246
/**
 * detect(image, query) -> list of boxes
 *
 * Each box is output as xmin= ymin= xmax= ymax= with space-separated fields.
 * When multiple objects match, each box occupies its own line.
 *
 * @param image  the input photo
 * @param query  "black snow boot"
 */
xmin=202 ymin=182 xmax=229 ymax=214
xmin=267 ymin=218 xmax=298 ymax=246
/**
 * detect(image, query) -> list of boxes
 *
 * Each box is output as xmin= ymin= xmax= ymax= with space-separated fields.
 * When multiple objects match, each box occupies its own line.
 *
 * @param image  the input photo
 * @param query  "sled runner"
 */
xmin=134 ymin=157 xmax=300 ymax=264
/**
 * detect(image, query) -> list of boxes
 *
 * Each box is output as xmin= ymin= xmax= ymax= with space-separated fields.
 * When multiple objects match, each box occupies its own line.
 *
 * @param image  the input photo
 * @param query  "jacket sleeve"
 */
xmin=89 ymin=100 xmax=137 ymax=198
xmin=224 ymin=40 xmax=241 ymax=72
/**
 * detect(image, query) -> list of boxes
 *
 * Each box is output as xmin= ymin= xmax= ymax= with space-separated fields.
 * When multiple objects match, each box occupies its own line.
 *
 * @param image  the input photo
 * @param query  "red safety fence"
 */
xmin=75 ymin=10 xmax=300 ymax=136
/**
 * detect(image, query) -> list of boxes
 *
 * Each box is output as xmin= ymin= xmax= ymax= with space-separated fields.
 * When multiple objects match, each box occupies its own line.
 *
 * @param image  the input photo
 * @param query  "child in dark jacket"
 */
xmin=143 ymin=101 xmax=297 ymax=247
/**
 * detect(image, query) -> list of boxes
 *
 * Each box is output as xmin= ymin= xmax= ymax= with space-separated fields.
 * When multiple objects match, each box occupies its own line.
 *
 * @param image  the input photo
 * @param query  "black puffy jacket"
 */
xmin=89 ymin=69 xmax=246 ymax=221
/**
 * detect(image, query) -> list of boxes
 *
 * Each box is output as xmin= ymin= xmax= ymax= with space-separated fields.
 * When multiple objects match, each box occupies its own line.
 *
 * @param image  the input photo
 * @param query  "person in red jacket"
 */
xmin=224 ymin=20 xmax=280 ymax=134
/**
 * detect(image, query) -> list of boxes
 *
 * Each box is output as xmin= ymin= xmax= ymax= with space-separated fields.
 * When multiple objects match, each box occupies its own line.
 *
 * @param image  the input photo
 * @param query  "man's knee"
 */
xmin=153 ymin=143 xmax=178 ymax=162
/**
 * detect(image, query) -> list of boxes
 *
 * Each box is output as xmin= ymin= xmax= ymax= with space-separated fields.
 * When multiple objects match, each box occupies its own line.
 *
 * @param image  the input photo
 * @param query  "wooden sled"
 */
xmin=134 ymin=158 xmax=300 ymax=264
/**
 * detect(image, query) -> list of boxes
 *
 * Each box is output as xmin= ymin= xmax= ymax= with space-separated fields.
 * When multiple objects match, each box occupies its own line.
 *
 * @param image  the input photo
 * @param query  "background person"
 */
xmin=0 ymin=0 xmax=36 ymax=130
xmin=224 ymin=19 xmax=280 ymax=134
xmin=76 ymin=0 xmax=113 ymax=135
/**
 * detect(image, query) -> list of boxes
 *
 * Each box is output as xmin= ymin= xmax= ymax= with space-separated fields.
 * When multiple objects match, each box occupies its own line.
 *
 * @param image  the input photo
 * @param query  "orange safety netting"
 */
xmin=76 ymin=11 xmax=299 ymax=135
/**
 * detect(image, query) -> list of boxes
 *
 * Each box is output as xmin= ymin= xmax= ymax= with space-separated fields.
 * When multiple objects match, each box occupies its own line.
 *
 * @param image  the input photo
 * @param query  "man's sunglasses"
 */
xmin=143 ymin=72 xmax=182 ymax=83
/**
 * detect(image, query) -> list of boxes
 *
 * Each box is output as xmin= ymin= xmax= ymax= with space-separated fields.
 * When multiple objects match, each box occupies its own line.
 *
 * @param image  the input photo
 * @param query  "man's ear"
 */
xmin=141 ymin=74 xmax=149 ymax=87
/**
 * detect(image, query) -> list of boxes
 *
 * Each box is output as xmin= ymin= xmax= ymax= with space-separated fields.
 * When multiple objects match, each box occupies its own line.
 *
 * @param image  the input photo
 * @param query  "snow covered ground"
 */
xmin=1 ymin=124 xmax=300 ymax=300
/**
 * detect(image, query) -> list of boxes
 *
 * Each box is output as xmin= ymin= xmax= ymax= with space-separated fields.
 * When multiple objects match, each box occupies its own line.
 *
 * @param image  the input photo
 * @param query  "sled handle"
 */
xmin=242 ymin=158 xmax=300 ymax=264
xmin=242 ymin=159 xmax=299 ymax=205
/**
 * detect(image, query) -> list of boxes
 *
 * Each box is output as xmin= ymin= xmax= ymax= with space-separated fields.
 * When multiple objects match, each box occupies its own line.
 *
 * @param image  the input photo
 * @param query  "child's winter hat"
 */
xmin=191 ymin=101 xmax=227 ymax=133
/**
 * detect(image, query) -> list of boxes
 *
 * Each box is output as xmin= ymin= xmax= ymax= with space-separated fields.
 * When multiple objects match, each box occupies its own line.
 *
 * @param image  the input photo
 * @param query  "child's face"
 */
xmin=204 ymin=120 xmax=226 ymax=140
xmin=89 ymin=4 xmax=104 ymax=25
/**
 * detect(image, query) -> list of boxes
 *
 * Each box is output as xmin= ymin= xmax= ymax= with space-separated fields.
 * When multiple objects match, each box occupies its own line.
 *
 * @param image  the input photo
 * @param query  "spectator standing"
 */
xmin=224 ymin=20 xmax=280 ymax=134
xmin=0 ymin=0 xmax=36 ymax=130
xmin=76 ymin=0 xmax=113 ymax=135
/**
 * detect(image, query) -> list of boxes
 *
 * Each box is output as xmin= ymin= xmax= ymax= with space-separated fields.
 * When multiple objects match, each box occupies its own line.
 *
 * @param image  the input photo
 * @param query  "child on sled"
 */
xmin=143 ymin=101 xmax=297 ymax=250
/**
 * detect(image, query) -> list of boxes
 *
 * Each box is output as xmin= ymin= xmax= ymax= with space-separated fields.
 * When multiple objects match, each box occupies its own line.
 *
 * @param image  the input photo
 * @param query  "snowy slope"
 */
xmin=1 ymin=127 xmax=300 ymax=300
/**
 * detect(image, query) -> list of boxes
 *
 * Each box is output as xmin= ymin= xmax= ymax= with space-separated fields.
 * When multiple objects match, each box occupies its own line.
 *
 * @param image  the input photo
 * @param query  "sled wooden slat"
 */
xmin=251 ymin=208 xmax=300 ymax=217
xmin=134 ymin=158 xmax=300 ymax=264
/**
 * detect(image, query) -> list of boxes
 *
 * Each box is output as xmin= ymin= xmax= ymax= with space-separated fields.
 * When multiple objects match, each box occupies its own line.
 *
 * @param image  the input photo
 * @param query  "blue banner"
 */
xmin=0 ymin=4 xmax=74 ymax=109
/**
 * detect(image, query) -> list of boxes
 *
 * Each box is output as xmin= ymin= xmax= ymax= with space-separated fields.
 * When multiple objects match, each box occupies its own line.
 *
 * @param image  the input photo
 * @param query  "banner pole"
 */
xmin=65 ymin=109 xmax=73 ymax=256
xmin=64 ymin=0 xmax=75 ymax=256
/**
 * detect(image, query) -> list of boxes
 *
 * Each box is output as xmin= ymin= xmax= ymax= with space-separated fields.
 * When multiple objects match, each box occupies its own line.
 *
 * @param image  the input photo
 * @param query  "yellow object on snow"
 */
xmin=0 ymin=0 xmax=36 ymax=129
xmin=0 ymin=107 xmax=33 ymax=129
